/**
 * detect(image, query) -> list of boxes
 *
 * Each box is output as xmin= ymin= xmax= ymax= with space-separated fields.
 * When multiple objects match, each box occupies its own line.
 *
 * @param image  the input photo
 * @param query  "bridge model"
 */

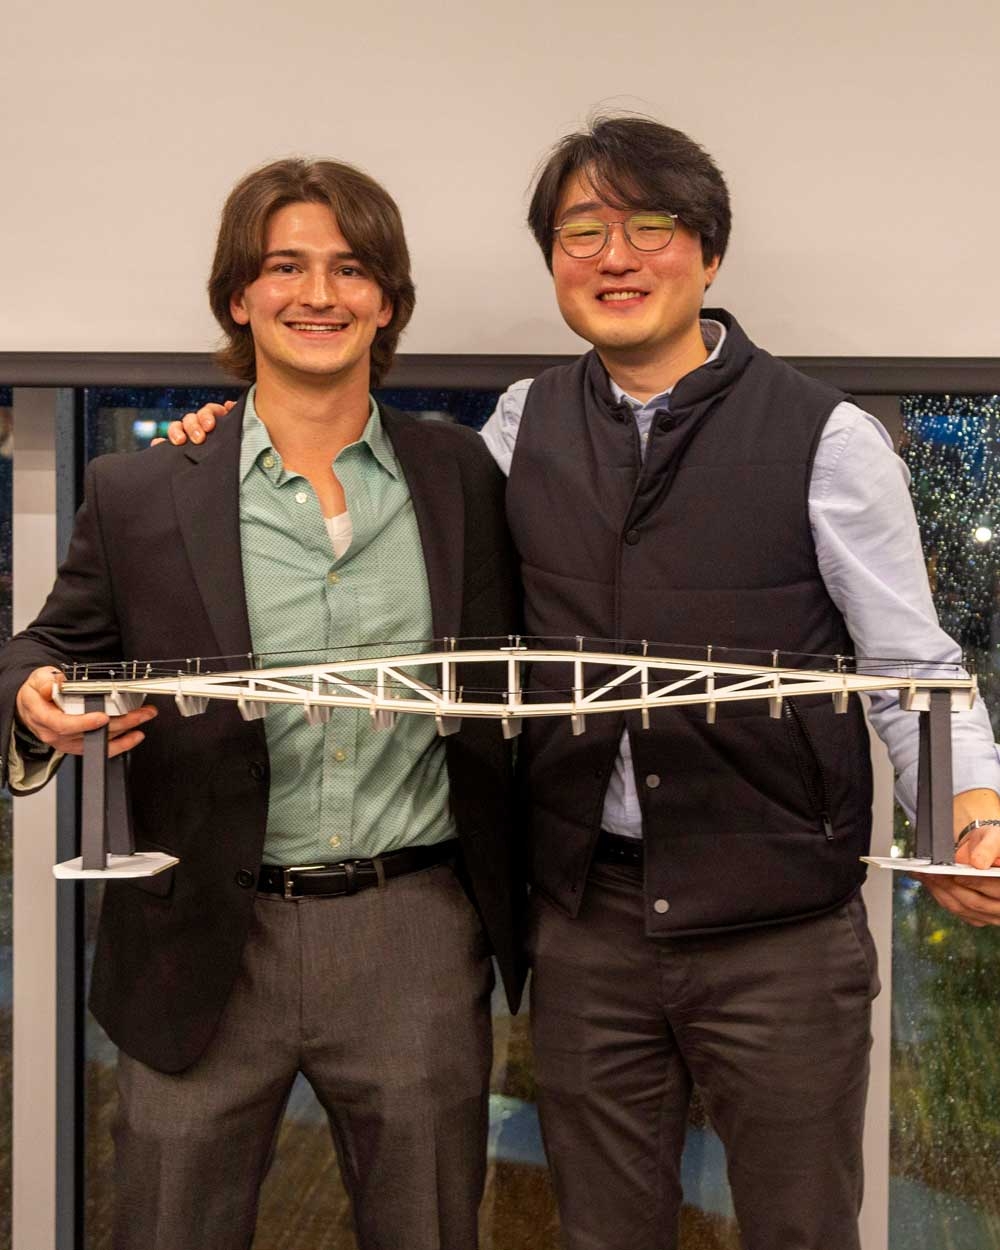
xmin=47 ymin=638 xmax=992 ymax=880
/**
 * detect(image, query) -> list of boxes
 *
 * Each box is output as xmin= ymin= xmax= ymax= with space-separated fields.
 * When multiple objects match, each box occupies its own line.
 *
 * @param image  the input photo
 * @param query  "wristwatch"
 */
xmin=955 ymin=818 xmax=1000 ymax=849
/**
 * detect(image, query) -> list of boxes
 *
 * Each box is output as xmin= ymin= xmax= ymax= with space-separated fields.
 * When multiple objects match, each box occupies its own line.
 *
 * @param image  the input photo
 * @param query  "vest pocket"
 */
xmin=784 ymin=703 xmax=834 ymax=839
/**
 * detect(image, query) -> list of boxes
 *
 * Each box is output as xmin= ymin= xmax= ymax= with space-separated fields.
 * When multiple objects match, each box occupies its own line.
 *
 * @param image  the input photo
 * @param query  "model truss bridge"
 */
xmin=49 ymin=636 xmax=985 ymax=881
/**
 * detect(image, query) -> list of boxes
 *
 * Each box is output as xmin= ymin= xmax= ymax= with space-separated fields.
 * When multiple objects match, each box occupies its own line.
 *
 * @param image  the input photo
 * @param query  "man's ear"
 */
xmin=230 ymin=291 xmax=250 ymax=326
xmin=377 ymin=296 xmax=393 ymax=329
xmin=704 ymin=255 xmax=722 ymax=290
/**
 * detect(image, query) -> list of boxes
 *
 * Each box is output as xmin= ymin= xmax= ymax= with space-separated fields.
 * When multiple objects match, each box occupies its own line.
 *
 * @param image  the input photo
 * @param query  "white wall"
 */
xmin=3 ymin=0 xmax=999 ymax=358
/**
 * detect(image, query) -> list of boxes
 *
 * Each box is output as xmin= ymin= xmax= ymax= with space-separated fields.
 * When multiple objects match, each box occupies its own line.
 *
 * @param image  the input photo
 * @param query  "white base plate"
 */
xmin=862 ymin=855 xmax=1000 ymax=878
xmin=53 ymin=852 xmax=179 ymax=880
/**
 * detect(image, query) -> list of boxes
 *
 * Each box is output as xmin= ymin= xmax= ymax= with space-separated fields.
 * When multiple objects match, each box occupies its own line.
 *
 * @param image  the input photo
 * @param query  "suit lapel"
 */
xmin=380 ymin=407 xmax=465 ymax=640
xmin=170 ymin=395 xmax=255 ymax=667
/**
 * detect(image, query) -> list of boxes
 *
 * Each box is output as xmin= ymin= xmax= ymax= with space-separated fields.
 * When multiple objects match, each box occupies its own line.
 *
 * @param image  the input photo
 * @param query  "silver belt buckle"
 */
xmin=282 ymin=863 xmax=327 ymax=900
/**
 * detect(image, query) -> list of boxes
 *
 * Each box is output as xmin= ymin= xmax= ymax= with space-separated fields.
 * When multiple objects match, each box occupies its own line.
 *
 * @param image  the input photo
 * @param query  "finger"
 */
xmin=151 ymin=437 xmax=165 ymax=446
xmin=201 ymin=400 xmax=233 ymax=421
xmin=107 ymin=730 xmax=147 ymax=758
xmin=28 ymin=710 xmax=111 ymax=746
xmin=180 ymin=414 xmax=205 ymax=443
xmin=23 ymin=689 xmax=155 ymax=747
xmin=26 ymin=665 xmax=65 ymax=697
xmin=185 ymin=411 xmax=214 ymax=440
xmin=931 ymin=893 xmax=990 ymax=925
xmin=106 ymin=705 xmax=158 ymax=739
xmin=22 ymin=668 xmax=94 ymax=715
xmin=44 ymin=727 xmax=149 ymax=759
xmin=919 ymin=872 xmax=1000 ymax=901
xmin=964 ymin=827 xmax=1000 ymax=870
xmin=917 ymin=875 xmax=1000 ymax=924
xmin=167 ymin=420 xmax=188 ymax=445
xmin=18 ymin=682 xmax=111 ymax=741
xmin=930 ymin=860 xmax=1000 ymax=900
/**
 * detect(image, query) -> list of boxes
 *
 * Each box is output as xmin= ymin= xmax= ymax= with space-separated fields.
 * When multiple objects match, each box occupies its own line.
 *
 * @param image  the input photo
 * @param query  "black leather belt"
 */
xmin=594 ymin=830 xmax=644 ymax=868
xmin=256 ymin=840 xmax=458 ymax=899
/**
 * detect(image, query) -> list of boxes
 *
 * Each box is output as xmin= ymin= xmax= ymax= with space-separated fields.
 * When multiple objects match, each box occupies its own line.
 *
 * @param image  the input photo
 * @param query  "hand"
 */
xmin=15 ymin=666 xmax=158 ymax=758
xmin=151 ymin=399 xmax=235 ymax=447
xmin=914 ymin=788 xmax=1000 ymax=926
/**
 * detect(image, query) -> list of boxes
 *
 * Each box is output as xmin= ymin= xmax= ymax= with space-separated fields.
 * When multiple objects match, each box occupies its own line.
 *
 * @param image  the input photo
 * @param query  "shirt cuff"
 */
xmin=894 ymin=731 xmax=1000 ymax=820
xmin=7 ymin=724 xmax=62 ymax=793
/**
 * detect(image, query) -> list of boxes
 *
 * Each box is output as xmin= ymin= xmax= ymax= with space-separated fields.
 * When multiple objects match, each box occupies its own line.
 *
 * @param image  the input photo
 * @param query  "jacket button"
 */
xmin=645 ymin=774 xmax=661 ymax=789
xmin=248 ymin=762 xmax=265 ymax=781
xmin=625 ymin=529 xmax=640 ymax=545
xmin=653 ymin=898 xmax=670 ymax=914
xmin=235 ymin=869 xmax=255 ymax=889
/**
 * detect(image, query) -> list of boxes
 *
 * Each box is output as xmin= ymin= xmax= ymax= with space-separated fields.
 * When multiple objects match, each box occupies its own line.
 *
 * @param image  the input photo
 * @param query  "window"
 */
xmin=891 ymin=393 xmax=1000 ymax=1249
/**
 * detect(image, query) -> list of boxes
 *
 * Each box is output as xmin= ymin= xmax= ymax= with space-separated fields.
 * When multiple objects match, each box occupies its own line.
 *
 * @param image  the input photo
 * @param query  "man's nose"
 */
xmin=303 ymin=269 xmax=334 ymax=306
xmin=598 ymin=223 xmax=639 ymax=271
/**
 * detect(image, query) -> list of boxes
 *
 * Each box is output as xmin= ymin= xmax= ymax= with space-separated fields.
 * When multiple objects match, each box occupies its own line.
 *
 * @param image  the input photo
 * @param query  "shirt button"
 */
xmin=625 ymin=529 xmax=640 ymax=545
xmin=334 ymin=749 xmax=347 ymax=762
xmin=248 ymin=761 xmax=265 ymax=781
xmin=326 ymin=571 xmax=339 ymax=585
xmin=262 ymin=454 xmax=275 ymax=469
xmin=295 ymin=491 xmax=308 ymax=504
xmin=653 ymin=898 xmax=670 ymax=914
xmin=235 ymin=868 xmax=255 ymax=889
xmin=329 ymin=834 xmax=341 ymax=849
xmin=645 ymin=774 xmax=661 ymax=789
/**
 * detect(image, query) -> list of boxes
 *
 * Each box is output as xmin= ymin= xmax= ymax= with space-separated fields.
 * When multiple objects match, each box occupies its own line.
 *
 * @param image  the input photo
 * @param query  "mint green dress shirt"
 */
xmin=239 ymin=389 xmax=455 ymax=865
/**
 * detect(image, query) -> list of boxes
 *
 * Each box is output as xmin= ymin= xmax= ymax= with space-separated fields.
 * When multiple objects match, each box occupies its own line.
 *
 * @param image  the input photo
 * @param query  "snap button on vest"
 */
xmin=645 ymin=774 xmax=661 ymax=789
xmin=625 ymin=529 xmax=640 ymax=545
xmin=235 ymin=869 xmax=255 ymax=889
xmin=248 ymin=761 xmax=265 ymax=781
xmin=653 ymin=898 xmax=670 ymax=914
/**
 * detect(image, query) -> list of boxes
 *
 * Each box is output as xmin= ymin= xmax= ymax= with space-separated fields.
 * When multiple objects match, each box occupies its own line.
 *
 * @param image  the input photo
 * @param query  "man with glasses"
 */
xmin=488 ymin=115 xmax=1000 ymax=1250
xmin=171 ymin=117 xmax=1000 ymax=1250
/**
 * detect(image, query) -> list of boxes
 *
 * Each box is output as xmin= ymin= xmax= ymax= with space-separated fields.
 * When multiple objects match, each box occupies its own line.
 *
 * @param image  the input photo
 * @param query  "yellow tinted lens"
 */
xmin=626 ymin=213 xmax=676 ymax=250
xmin=558 ymin=220 xmax=607 ymax=255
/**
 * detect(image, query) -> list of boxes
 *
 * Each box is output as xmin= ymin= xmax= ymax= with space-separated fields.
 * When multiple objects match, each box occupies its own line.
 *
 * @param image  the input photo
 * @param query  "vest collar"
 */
xmin=584 ymin=308 xmax=756 ymax=420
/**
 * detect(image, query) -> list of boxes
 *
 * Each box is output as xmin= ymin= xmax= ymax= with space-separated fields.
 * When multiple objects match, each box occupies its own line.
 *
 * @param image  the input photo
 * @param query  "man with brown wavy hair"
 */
xmin=0 ymin=157 xmax=523 ymax=1250
xmin=207 ymin=157 xmax=415 ymax=388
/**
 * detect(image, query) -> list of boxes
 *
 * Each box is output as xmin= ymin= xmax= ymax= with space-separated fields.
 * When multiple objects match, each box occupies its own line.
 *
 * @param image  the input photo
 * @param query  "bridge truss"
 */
xmin=47 ymin=640 xmax=988 ymax=879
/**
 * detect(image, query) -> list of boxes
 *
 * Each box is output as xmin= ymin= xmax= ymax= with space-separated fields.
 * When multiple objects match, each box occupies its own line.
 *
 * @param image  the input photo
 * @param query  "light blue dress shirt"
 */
xmin=480 ymin=321 xmax=1000 ymax=835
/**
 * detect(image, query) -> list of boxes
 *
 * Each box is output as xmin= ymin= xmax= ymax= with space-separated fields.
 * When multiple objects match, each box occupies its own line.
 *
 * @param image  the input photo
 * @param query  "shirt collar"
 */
xmin=239 ymin=386 xmax=397 ymax=484
xmin=610 ymin=318 xmax=727 ymax=411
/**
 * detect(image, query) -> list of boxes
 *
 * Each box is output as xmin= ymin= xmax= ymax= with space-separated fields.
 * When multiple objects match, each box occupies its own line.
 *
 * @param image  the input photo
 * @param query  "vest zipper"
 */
xmin=784 ymin=702 xmax=834 ymax=839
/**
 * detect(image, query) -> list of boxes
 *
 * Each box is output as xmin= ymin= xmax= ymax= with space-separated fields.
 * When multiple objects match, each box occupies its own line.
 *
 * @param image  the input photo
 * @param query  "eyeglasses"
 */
xmin=553 ymin=212 xmax=679 ymax=259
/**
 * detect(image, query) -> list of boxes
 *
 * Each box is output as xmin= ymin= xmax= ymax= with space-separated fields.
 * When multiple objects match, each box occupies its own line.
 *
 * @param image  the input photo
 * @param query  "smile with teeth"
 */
xmin=286 ymin=321 xmax=348 ymax=332
xmin=598 ymin=291 xmax=645 ymax=302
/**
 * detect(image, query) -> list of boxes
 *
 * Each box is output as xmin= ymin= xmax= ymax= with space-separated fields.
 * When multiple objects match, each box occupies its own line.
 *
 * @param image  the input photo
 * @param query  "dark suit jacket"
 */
xmin=0 ymin=398 xmax=525 ymax=1072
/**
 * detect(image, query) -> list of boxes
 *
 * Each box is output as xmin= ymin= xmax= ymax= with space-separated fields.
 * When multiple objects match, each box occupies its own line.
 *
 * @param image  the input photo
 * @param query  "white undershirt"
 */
xmin=324 ymin=511 xmax=352 ymax=559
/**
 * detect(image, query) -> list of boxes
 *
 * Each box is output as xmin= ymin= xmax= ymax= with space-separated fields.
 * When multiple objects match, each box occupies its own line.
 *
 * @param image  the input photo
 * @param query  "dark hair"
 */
xmin=208 ymin=158 xmax=415 ymax=386
xmin=527 ymin=115 xmax=731 ymax=271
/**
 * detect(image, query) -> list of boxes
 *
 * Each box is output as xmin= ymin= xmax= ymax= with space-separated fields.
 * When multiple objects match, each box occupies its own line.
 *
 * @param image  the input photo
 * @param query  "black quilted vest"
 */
xmin=506 ymin=310 xmax=873 ymax=935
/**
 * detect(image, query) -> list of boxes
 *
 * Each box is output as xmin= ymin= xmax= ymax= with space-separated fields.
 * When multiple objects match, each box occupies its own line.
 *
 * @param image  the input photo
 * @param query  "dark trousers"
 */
xmin=111 ymin=863 xmax=495 ymax=1250
xmin=530 ymin=861 xmax=880 ymax=1250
